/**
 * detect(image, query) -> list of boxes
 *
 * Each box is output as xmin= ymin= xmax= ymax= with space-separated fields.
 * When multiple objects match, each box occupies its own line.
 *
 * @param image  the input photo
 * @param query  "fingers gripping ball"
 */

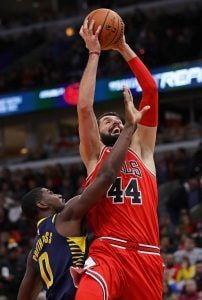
xmin=87 ymin=8 xmax=124 ymax=50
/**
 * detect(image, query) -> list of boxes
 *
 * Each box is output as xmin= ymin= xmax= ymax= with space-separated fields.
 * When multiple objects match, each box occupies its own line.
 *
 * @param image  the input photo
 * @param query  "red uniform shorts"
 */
xmin=76 ymin=237 xmax=164 ymax=300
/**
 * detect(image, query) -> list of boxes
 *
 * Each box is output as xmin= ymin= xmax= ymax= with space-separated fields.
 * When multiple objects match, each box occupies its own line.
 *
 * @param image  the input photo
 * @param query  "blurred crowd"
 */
xmin=156 ymin=142 xmax=202 ymax=183
xmin=0 ymin=115 xmax=201 ymax=165
xmin=0 ymin=6 xmax=202 ymax=93
xmin=161 ymin=223 xmax=202 ymax=300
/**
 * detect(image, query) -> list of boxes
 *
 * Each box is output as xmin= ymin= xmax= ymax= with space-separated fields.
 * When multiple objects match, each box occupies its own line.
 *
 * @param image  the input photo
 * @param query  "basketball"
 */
xmin=87 ymin=8 xmax=124 ymax=50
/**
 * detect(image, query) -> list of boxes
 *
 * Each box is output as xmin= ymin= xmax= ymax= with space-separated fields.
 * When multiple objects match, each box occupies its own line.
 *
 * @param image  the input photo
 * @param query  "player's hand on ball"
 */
xmin=110 ymin=33 xmax=126 ymax=52
xmin=79 ymin=18 xmax=101 ymax=53
xmin=123 ymin=86 xmax=150 ymax=125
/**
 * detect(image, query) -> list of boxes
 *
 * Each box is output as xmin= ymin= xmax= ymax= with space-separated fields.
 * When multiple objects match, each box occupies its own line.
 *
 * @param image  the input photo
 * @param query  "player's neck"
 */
xmin=37 ymin=210 xmax=52 ymax=222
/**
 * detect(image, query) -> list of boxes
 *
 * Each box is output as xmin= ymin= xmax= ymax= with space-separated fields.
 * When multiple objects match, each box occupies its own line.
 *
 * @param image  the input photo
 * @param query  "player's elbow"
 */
xmin=148 ymin=79 xmax=158 ymax=95
xmin=77 ymin=95 xmax=93 ymax=111
xmin=77 ymin=102 xmax=92 ymax=111
xmin=144 ymin=81 xmax=158 ymax=101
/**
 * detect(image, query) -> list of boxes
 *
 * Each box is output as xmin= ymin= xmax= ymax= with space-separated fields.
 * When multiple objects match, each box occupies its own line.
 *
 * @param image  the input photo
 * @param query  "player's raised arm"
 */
xmin=113 ymin=36 xmax=158 ymax=157
xmin=63 ymin=87 xmax=150 ymax=220
xmin=77 ymin=19 xmax=102 ymax=173
xmin=17 ymin=253 xmax=43 ymax=300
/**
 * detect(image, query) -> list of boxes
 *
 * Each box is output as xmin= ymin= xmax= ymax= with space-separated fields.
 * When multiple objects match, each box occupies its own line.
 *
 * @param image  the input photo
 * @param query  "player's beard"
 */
xmin=100 ymin=133 xmax=119 ymax=147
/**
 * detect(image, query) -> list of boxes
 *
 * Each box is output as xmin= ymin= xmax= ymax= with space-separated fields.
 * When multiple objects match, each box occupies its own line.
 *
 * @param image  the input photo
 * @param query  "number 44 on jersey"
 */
xmin=107 ymin=178 xmax=142 ymax=205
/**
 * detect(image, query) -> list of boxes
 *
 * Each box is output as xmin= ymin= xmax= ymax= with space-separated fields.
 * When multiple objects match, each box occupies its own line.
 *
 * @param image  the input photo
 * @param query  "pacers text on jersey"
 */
xmin=33 ymin=231 xmax=53 ymax=261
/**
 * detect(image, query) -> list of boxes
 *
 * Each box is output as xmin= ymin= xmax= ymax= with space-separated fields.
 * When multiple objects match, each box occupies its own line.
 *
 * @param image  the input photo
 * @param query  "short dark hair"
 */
xmin=21 ymin=187 xmax=43 ymax=219
xmin=97 ymin=112 xmax=125 ymax=126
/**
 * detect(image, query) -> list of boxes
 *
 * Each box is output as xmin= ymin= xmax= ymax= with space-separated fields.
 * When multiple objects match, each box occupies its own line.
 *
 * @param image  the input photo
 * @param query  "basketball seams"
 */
xmin=99 ymin=9 xmax=110 ymax=48
xmin=116 ymin=19 xmax=124 ymax=43
xmin=103 ymin=12 xmax=121 ymax=49
xmin=111 ymin=18 xmax=124 ymax=48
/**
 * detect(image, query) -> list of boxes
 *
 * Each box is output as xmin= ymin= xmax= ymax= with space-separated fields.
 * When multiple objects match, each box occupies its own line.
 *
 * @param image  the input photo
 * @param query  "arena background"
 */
xmin=0 ymin=0 xmax=202 ymax=299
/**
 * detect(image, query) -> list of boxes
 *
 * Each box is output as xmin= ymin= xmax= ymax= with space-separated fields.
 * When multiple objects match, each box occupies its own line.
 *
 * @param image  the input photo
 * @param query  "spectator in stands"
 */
xmin=164 ymin=267 xmax=179 ymax=295
xmin=164 ymin=254 xmax=179 ymax=282
xmin=191 ymin=142 xmax=202 ymax=181
xmin=7 ymin=199 xmax=22 ymax=226
xmin=160 ymin=214 xmax=179 ymax=240
xmin=0 ymin=239 xmax=26 ymax=300
xmin=179 ymin=279 xmax=199 ymax=300
xmin=194 ymin=260 xmax=202 ymax=292
xmin=0 ymin=243 xmax=9 ymax=300
xmin=178 ymin=212 xmax=195 ymax=236
xmin=161 ymin=235 xmax=176 ymax=254
xmin=176 ymin=257 xmax=195 ymax=283
xmin=192 ymin=220 xmax=202 ymax=248
xmin=167 ymin=175 xmax=201 ymax=224
xmin=174 ymin=148 xmax=190 ymax=180
xmin=174 ymin=237 xmax=202 ymax=265
xmin=0 ymin=194 xmax=9 ymax=232
xmin=167 ymin=183 xmax=189 ymax=224
xmin=163 ymin=280 xmax=179 ymax=300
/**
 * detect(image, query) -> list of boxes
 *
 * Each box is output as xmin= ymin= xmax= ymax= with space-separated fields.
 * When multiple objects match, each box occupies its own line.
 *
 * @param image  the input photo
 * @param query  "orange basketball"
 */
xmin=87 ymin=8 xmax=124 ymax=50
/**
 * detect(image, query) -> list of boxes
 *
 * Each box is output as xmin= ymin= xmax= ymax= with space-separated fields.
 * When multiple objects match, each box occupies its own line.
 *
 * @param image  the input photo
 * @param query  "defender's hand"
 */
xmin=79 ymin=18 xmax=101 ymax=53
xmin=123 ymin=86 xmax=150 ymax=125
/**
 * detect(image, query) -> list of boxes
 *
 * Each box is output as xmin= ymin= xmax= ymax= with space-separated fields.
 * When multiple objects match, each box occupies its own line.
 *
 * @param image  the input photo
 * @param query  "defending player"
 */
xmin=17 ymin=86 xmax=149 ymax=300
xmin=76 ymin=19 xmax=164 ymax=300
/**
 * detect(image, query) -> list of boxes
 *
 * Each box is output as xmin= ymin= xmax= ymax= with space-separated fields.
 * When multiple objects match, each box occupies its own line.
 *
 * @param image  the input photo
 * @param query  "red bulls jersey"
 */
xmin=84 ymin=147 xmax=159 ymax=245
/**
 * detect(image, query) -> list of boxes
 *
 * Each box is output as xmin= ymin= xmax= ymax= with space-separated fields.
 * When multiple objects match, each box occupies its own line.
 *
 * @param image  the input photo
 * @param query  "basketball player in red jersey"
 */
xmin=76 ymin=19 xmax=164 ymax=300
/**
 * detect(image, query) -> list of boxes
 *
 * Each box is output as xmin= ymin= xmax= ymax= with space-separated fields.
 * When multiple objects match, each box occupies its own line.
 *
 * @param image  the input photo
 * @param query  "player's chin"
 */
xmin=100 ymin=133 xmax=119 ymax=147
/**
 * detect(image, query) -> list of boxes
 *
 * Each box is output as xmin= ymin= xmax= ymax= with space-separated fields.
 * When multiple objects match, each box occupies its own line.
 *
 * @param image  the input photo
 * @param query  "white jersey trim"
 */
xmin=137 ymin=250 xmax=160 ymax=256
xmin=85 ymin=146 xmax=108 ymax=184
xmin=86 ymin=269 xmax=108 ymax=300
xmin=99 ymin=236 xmax=127 ymax=243
xmin=99 ymin=237 xmax=160 ymax=253
xmin=138 ymin=243 xmax=160 ymax=249
xmin=110 ymin=244 xmax=126 ymax=250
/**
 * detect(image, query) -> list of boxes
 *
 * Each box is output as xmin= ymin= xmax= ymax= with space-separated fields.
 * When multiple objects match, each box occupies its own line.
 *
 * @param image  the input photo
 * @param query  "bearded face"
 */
xmin=98 ymin=115 xmax=124 ymax=147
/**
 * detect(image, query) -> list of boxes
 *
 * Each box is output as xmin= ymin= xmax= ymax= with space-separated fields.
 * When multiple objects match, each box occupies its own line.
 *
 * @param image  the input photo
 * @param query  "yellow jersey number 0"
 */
xmin=39 ymin=252 xmax=53 ymax=289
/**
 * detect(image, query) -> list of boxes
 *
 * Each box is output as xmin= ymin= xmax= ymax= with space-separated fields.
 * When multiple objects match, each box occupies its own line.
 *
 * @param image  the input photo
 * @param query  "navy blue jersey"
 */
xmin=31 ymin=214 xmax=86 ymax=300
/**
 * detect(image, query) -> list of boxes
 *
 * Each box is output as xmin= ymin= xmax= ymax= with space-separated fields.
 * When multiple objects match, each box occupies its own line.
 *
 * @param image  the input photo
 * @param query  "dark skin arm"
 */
xmin=17 ymin=253 xmax=43 ymax=300
xmin=58 ymin=87 xmax=150 ymax=229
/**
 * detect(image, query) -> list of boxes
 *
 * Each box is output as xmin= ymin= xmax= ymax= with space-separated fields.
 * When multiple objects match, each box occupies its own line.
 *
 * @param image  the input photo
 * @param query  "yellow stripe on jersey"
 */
xmin=67 ymin=236 xmax=86 ymax=267
xmin=37 ymin=217 xmax=47 ymax=227
xmin=51 ymin=214 xmax=57 ymax=224
xmin=67 ymin=237 xmax=86 ymax=253
xmin=37 ymin=214 xmax=56 ymax=228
